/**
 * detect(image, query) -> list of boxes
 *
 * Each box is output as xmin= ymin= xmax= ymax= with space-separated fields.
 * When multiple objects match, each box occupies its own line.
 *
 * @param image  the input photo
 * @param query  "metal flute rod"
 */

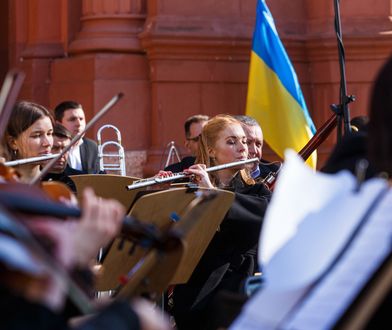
xmin=4 ymin=154 xmax=60 ymax=167
xmin=126 ymin=157 xmax=259 ymax=191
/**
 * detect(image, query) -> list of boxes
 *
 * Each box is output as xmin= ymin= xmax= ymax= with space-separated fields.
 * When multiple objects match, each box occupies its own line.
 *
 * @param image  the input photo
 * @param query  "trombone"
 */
xmin=126 ymin=158 xmax=259 ymax=190
xmin=97 ymin=124 xmax=126 ymax=176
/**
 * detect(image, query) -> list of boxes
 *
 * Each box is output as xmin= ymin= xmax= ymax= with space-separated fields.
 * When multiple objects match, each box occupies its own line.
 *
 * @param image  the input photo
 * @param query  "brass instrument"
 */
xmin=97 ymin=124 xmax=126 ymax=176
xmin=126 ymin=158 xmax=259 ymax=190
xmin=33 ymin=93 xmax=124 ymax=184
xmin=4 ymin=154 xmax=60 ymax=167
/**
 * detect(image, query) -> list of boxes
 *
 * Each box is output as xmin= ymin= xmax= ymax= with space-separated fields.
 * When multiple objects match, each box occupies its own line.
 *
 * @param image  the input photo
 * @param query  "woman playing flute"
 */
xmin=3 ymin=101 xmax=54 ymax=183
xmin=171 ymin=114 xmax=271 ymax=330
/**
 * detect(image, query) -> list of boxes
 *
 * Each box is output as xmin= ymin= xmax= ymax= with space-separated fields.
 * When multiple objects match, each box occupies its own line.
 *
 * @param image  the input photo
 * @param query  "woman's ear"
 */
xmin=208 ymin=146 xmax=215 ymax=158
xmin=6 ymin=135 xmax=17 ymax=152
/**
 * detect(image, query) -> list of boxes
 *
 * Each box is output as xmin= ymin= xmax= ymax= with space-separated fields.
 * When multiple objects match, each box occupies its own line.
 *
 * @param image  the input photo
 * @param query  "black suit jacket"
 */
xmin=164 ymin=156 xmax=196 ymax=173
xmin=79 ymin=138 xmax=100 ymax=174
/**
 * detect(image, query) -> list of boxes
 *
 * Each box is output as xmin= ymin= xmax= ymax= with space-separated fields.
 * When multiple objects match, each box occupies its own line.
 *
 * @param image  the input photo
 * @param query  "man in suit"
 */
xmin=54 ymin=101 xmax=100 ymax=174
xmin=235 ymin=115 xmax=281 ymax=181
xmin=165 ymin=114 xmax=209 ymax=172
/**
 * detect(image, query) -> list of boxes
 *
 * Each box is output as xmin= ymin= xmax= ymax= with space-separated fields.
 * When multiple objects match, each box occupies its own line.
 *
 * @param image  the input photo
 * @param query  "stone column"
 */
xmin=50 ymin=0 xmax=150 ymax=177
xmin=69 ymin=0 xmax=146 ymax=54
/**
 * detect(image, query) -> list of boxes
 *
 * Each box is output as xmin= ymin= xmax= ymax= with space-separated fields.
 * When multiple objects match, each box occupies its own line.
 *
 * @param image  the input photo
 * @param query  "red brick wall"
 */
xmin=2 ymin=0 xmax=392 ymax=176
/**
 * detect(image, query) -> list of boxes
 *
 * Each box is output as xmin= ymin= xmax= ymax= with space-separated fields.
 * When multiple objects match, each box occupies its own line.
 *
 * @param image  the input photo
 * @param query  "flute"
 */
xmin=4 ymin=154 xmax=60 ymax=167
xmin=126 ymin=157 xmax=259 ymax=191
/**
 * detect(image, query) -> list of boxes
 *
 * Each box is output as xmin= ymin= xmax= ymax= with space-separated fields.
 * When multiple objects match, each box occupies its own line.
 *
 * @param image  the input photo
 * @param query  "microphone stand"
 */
xmin=331 ymin=0 xmax=355 ymax=141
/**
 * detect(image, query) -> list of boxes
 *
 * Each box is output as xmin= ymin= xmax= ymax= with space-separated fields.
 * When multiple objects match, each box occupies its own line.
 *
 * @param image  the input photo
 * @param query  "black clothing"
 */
xmin=0 ymin=285 xmax=141 ymax=330
xmin=164 ymin=156 xmax=195 ymax=173
xmin=321 ymin=132 xmax=376 ymax=179
xmin=258 ymin=158 xmax=282 ymax=180
xmin=67 ymin=138 xmax=100 ymax=174
xmin=172 ymin=174 xmax=271 ymax=330
xmin=42 ymin=169 xmax=78 ymax=194
xmin=80 ymin=138 xmax=100 ymax=174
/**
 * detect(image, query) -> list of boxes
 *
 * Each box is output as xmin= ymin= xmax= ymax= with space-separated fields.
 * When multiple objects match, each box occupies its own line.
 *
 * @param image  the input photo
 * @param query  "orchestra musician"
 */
xmin=3 ymin=101 xmax=54 ymax=183
xmin=235 ymin=115 xmax=281 ymax=181
xmin=54 ymin=101 xmax=100 ymax=175
xmin=0 ymin=186 xmax=171 ymax=330
xmin=42 ymin=123 xmax=80 ymax=193
xmin=170 ymin=115 xmax=271 ymax=330
xmin=164 ymin=114 xmax=209 ymax=173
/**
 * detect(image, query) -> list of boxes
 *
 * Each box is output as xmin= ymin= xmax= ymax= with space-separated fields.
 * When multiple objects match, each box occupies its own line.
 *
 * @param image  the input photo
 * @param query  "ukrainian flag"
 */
xmin=246 ymin=0 xmax=317 ymax=168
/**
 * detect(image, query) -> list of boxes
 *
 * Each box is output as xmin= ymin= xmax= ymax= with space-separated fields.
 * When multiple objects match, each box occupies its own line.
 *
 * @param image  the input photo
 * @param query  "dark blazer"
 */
xmin=42 ymin=170 xmax=77 ymax=194
xmin=258 ymin=158 xmax=282 ymax=180
xmin=164 ymin=156 xmax=196 ymax=173
xmin=79 ymin=138 xmax=100 ymax=174
xmin=321 ymin=132 xmax=376 ymax=179
xmin=172 ymin=174 xmax=271 ymax=330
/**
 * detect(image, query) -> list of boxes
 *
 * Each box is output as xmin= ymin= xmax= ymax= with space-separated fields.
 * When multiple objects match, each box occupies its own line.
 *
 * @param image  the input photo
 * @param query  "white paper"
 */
xmin=260 ymin=150 xmax=356 ymax=266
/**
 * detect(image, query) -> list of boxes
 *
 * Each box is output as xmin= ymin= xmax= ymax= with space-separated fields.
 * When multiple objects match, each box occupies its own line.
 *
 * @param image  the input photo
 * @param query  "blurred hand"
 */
xmin=131 ymin=298 xmax=171 ymax=330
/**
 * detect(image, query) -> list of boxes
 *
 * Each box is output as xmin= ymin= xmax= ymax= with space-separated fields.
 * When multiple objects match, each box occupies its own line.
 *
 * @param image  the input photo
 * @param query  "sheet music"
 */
xmin=259 ymin=150 xmax=356 ymax=266
xmin=230 ymin=152 xmax=390 ymax=330
xmin=281 ymin=189 xmax=392 ymax=329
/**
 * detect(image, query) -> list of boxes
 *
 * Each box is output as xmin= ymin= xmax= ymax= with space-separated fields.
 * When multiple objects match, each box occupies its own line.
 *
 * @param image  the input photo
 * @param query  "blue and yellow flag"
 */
xmin=246 ymin=0 xmax=316 ymax=168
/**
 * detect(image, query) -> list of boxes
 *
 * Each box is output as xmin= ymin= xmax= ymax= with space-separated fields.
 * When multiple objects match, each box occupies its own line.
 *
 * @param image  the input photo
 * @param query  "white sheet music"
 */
xmin=259 ymin=150 xmax=356 ymax=266
xmin=230 ymin=151 xmax=391 ymax=330
xmin=281 ymin=189 xmax=392 ymax=329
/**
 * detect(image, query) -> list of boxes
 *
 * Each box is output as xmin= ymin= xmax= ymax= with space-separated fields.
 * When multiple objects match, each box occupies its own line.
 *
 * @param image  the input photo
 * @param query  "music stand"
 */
xmin=96 ymin=187 xmax=201 ymax=291
xmin=170 ymin=188 xmax=234 ymax=284
xmin=114 ymin=189 xmax=234 ymax=300
xmin=69 ymin=174 xmax=141 ymax=210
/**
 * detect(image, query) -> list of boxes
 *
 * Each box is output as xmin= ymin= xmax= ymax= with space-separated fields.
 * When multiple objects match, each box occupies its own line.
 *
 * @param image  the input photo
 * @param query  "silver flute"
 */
xmin=126 ymin=157 xmax=259 ymax=191
xmin=4 ymin=154 xmax=60 ymax=167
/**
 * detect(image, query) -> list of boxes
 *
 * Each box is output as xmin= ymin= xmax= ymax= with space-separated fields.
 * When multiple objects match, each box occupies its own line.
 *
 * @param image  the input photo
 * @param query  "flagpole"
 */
xmin=331 ymin=0 xmax=355 ymax=140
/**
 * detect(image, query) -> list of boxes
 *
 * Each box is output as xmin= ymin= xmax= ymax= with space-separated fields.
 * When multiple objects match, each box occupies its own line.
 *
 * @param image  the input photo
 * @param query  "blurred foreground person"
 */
xmin=0 ymin=186 xmax=171 ymax=330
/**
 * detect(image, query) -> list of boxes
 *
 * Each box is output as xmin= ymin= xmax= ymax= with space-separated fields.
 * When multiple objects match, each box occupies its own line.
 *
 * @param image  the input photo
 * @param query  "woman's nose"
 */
xmin=42 ymin=135 xmax=53 ymax=146
xmin=238 ymin=142 xmax=247 ymax=152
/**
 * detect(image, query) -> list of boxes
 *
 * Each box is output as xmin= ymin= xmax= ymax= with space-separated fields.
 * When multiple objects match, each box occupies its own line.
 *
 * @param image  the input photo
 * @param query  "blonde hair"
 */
xmin=196 ymin=114 xmax=254 ymax=186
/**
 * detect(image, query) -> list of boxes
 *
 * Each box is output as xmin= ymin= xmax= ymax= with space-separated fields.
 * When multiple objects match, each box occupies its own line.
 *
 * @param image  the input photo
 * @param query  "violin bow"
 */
xmin=31 ymin=93 xmax=124 ymax=185
xmin=0 ymin=69 xmax=25 ymax=138
xmin=0 ymin=205 xmax=95 ymax=314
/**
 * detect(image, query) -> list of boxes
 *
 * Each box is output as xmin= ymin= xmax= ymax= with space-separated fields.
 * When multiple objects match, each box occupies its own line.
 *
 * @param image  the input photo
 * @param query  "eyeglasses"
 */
xmin=186 ymin=135 xmax=200 ymax=142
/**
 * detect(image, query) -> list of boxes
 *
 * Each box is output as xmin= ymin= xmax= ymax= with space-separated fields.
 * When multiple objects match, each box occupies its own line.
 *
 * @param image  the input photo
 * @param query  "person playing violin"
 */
xmin=171 ymin=115 xmax=271 ymax=330
xmin=0 ymin=185 xmax=171 ymax=330
xmin=3 ymin=101 xmax=54 ymax=183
